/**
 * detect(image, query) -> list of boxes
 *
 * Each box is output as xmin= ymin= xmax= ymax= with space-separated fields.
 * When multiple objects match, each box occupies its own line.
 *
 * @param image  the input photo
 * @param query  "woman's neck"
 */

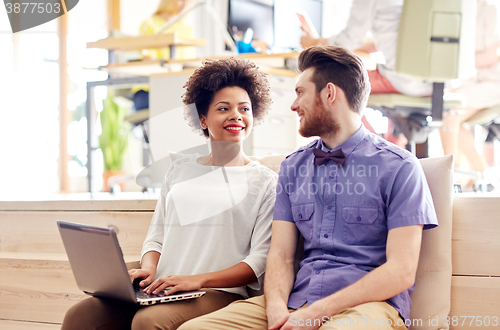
xmin=211 ymin=150 xmax=249 ymax=167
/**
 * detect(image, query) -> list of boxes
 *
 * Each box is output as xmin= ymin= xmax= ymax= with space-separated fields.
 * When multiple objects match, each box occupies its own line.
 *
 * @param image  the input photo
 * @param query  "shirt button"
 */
xmin=329 ymin=174 xmax=334 ymax=179
xmin=315 ymin=271 xmax=320 ymax=274
xmin=327 ymin=205 xmax=332 ymax=210
xmin=357 ymin=216 xmax=362 ymax=221
xmin=324 ymin=234 xmax=328 ymax=238
xmin=299 ymin=213 xmax=302 ymax=218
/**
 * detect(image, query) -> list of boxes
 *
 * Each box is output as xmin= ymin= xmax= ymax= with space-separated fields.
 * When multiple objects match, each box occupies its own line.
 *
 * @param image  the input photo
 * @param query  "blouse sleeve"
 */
xmin=241 ymin=172 xmax=278 ymax=290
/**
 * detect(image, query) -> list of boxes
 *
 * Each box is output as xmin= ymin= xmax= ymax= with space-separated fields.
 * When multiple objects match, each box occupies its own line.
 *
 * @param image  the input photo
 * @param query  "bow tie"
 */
xmin=313 ymin=148 xmax=346 ymax=167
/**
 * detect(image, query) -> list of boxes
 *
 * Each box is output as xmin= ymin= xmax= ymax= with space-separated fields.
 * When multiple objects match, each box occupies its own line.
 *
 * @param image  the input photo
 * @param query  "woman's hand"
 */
xmin=128 ymin=267 xmax=156 ymax=288
xmin=144 ymin=274 xmax=206 ymax=295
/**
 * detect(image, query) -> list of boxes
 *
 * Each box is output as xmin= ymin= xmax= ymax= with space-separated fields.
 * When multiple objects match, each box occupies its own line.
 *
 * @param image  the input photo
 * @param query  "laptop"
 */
xmin=57 ymin=220 xmax=206 ymax=305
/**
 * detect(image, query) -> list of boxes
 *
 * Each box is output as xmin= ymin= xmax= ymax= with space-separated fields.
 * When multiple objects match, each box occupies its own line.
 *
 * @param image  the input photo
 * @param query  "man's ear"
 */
xmin=324 ymin=82 xmax=337 ymax=106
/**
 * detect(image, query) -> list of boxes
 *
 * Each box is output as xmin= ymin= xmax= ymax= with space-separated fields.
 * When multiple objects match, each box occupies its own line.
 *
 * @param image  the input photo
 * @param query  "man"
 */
xmin=178 ymin=46 xmax=438 ymax=330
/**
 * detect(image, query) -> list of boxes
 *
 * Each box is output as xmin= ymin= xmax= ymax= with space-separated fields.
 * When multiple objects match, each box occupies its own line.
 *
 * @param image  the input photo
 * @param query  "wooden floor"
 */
xmin=0 ymin=320 xmax=60 ymax=330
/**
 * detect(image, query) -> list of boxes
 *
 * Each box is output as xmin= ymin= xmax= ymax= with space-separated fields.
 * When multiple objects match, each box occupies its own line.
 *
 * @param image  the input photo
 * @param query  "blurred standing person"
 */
xmin=439 ymin=0 xmax=500 ymax=173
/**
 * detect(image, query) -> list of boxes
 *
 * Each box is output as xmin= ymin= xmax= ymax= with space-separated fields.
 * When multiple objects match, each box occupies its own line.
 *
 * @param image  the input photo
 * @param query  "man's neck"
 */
xmin=321 ymin=118 xmax=361 ymax=150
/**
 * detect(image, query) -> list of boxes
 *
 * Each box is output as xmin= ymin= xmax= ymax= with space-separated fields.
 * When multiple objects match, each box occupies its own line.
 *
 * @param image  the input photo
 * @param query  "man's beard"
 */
xmin=299 ymin=96 xmax=339 ymax=138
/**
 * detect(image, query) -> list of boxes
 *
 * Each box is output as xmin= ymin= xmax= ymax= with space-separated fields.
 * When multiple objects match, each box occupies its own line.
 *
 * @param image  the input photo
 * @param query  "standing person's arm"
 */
xmin=300 ymin=0 xmax=376 ymax=49
xmin=476 ymin=1 xmax=500 ymax=68
xmin=265 ymin=220 xmax=300 ymax=329
xmin=475 ymin=42 xmax=500 ymax=68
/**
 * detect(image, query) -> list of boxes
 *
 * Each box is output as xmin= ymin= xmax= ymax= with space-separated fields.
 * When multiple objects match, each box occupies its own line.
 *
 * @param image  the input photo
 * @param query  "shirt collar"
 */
xmin=319 ymin=124 xmax=367 ymax=158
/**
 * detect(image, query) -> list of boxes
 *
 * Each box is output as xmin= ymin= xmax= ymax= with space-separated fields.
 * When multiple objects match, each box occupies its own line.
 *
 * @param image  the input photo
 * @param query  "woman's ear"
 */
xmin=199 ymin=115 xmax=207 ymax=130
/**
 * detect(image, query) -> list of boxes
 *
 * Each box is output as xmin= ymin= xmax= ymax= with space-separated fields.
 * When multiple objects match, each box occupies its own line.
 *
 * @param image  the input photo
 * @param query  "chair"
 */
xmin=367 ymin=0 xmax=476 ymax=153
xmin=463 ymin=104 xmax=500 ymax=143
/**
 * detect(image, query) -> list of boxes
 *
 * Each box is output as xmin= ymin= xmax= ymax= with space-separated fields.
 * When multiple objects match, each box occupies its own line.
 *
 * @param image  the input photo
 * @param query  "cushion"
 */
xmin=411 ymin=155 xmax=454 ymax=330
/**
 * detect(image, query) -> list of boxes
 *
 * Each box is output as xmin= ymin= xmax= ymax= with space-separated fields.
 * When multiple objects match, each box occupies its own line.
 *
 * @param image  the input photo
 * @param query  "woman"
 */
xmin=62 ymin=58 xmax=277 ymax=330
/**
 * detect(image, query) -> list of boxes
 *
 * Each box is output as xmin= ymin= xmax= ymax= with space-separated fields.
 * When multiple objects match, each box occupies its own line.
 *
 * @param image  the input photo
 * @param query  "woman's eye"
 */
xmin=241 ymin=107 xmax=250 ymax=112
xmin=218 ymin=107 xmax=229 ymax=111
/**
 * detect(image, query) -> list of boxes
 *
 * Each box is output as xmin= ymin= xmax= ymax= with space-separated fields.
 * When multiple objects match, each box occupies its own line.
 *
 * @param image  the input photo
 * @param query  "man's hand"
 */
xmin=274 ymin=305 xmax=327 ymax=330
xmin=266 ymin=300 xmax=291 ymax=330
xmin=144 ymin=274 xmax=205 ymax=295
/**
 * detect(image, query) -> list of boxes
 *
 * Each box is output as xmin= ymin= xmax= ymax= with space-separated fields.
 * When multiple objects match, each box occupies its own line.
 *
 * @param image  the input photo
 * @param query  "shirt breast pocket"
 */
xmin=342 ymin=206 xmax=385 ymax=245
xmin=291 ymin=203 xmax=315 ymax=241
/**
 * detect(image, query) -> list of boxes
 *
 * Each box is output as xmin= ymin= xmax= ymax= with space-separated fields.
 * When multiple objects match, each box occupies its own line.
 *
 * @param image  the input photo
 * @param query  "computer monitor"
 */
xmin=228 ymin=0 xmax=274 ymax=48
xmin=227 ymin=0 xmax=322 ymax=51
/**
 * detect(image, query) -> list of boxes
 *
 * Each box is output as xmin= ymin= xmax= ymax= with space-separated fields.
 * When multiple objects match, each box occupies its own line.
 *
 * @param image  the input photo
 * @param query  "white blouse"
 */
xmin=141 ymin=155 xmax=278 ymax=298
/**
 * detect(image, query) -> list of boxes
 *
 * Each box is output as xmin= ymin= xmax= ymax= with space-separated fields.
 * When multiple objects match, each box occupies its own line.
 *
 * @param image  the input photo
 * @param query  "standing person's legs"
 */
xmin=440 ymin=109 xmax=463 ymax=157
xmin=178 ymin=295 xmax=269 ymax=330
xmin=131 ymin=289 xmax=242 ymax=330
xmin=440 ymin=107 xmax=488 ymax=172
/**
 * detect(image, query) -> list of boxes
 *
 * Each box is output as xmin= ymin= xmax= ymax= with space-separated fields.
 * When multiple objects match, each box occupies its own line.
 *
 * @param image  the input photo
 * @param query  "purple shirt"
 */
xmin=273 ymin=125 xmax=438 ymax=321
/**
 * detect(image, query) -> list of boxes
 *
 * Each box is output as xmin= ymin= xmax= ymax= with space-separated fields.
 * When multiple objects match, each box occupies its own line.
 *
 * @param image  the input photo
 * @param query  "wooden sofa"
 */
xmin=0 ymin=155 xmax=499 ymax=329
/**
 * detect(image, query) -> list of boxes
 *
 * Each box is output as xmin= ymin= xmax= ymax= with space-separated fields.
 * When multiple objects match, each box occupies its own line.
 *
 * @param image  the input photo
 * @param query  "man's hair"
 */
xmin=182 ymin=58 xmax=272 ymax=137
xmin=298 ymin=46 xmax=371 ymax=114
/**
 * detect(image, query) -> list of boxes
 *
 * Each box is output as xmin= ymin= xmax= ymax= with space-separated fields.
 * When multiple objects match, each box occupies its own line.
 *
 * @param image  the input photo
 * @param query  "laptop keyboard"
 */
xmin=134 ymin=285 xmax=166 ymax=299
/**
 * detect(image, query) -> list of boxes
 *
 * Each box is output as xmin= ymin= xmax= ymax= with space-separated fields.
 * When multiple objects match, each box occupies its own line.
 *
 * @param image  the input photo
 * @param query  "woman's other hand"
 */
xmin=144 ymin=274 xmax=206 ymax=295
